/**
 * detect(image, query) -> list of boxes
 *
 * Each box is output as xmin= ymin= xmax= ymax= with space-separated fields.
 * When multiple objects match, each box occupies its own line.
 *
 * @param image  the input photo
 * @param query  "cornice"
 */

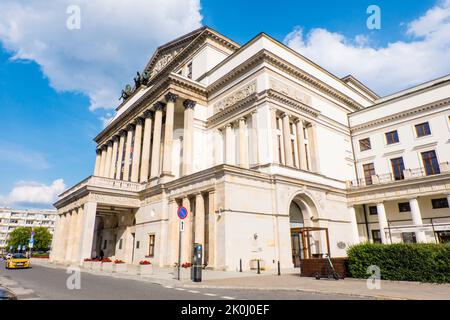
xmin=207 ymin=50 xmax=363 ymax=112
xmin=265 ymin=89 xmax=320 ymax=117
xmin=350 ymin=97 xmax=450 ymax=134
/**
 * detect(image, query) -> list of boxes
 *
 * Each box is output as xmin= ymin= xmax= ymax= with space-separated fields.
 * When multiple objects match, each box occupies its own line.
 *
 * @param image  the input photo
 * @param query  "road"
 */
xmin=0 ymin=263 xmax=365 ymax=300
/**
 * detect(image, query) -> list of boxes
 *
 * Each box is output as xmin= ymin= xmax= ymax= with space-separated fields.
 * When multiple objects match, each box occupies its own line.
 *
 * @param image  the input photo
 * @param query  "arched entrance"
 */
xmin=289 ymin=194 xmax=330 ymax=267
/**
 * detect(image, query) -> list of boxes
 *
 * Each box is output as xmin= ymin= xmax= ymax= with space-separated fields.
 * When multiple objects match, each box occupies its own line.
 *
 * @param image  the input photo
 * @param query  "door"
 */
xmin=290 ymin=229 xmax=305 ymax=267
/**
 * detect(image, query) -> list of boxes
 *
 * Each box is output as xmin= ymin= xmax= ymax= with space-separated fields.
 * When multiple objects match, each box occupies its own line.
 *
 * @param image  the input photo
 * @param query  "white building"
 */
xmin=0 ymin=208 xmax=57 ymax=253
xmin=50 ymin=27 xmax=450 ymax=271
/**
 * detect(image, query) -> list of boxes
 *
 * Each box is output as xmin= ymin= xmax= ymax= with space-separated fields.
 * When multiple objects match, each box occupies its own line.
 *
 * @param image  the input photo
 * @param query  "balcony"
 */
xmin=348 ymin=162 xmax=450 ymax=189
xmin=58 ymin=175 xmax=145 ymax=199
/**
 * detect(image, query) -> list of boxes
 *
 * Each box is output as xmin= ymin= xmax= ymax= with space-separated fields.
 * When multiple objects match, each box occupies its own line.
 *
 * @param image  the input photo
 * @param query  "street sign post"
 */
xmin=177 ymin=206 xmax=188 ymax=280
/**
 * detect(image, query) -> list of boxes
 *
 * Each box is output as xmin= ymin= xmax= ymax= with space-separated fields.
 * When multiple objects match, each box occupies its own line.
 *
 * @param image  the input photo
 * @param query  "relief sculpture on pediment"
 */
xmin=270 ymin=78 xmax=312 ymax=105
xmin=213 ymin=81 xmax=257 ymax=113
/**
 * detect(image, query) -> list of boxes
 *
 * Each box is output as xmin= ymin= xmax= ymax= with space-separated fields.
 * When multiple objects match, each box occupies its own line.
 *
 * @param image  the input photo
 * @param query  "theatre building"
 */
xmin=50 ymin=27 xmax=450 ymax=270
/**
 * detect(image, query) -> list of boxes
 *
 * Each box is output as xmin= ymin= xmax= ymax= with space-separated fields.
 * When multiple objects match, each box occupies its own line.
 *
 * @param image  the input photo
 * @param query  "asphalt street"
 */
xmin=0 ymin=263 xmax=365 ymax=300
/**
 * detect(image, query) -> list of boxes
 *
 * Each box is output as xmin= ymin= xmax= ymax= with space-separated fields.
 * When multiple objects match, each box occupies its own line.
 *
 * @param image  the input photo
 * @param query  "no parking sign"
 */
xmin=177 ymin=206 xmax=188 ymax=220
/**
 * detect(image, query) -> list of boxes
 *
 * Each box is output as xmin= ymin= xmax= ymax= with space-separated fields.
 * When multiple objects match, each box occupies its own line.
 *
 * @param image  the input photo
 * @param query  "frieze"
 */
xmin=269 ymin=78 xmax=312 ymax=106
xmin=213 ymin=81 xmax=257 ymax=113
xmin=87 ymin=193 xmax=140 ymax=207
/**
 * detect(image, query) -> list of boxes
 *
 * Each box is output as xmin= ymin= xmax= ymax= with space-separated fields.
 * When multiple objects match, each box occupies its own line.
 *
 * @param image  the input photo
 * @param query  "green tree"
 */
xmin=7 ymin=227 xmax=31 ymax=251
xmin=33 ymin=227 xmax=52 ymax=251
xmin=7 ymin=226 xmax=52 ymax=252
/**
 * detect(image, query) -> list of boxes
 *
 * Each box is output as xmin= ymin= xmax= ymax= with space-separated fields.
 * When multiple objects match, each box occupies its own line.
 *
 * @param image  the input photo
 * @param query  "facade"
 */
xmin=0 ymin=208 xmax=57 ymax=253
xmin=50 ymin=27 xmax=450 ymax=271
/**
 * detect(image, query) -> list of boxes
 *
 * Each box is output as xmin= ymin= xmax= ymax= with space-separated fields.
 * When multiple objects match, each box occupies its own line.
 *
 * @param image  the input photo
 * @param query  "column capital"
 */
xmin=143 ymin=109 xmax=154 ymax=119
xmin=126 ymin=123 xmax=135 ymax=131
xmin=134 ymin=117 xmax=144 ymax=126
xmin=112 ymin=135 xmax=119 ymax=142
xmin=100 ymin=144 xmax=108 ymax=151
xmin=96 ymin=148 xmax=102 ymax=155
xmin=153 ymin=101 xmax=166 ymax=111
xmin=164 ymin=92 xmax=178 ymax=103
xmin=107 ymin=140 xmax=113 ymax=147
xmin=183 ymin=99 xmax=196 ymax=110
xmin=119 ymin=129 xmax=127 ymax=136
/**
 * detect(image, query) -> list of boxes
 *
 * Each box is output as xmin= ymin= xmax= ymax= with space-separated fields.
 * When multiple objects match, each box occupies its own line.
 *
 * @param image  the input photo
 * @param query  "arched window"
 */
xmin=289 ymin=201 xmax=304 ymax=228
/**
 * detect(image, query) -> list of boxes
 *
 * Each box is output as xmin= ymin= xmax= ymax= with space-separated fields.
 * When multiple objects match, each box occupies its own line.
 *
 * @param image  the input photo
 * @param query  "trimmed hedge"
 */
xmin=347 ymin=243 xmax=450 ymax=283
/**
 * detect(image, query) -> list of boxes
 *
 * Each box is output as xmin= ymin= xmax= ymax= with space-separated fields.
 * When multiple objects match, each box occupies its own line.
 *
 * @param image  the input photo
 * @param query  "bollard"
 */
xmin=239 ymin=259 xmax=242 ymax=272
xmin=257 ymin=259 xmax=261 ymax=274
xmin=278 ymin=261 xmax=281 ymax=276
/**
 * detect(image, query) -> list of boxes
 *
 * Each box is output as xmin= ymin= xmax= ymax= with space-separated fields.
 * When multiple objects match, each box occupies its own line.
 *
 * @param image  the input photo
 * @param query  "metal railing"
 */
xmin=348 ymin=162 xmax=450 ymax=189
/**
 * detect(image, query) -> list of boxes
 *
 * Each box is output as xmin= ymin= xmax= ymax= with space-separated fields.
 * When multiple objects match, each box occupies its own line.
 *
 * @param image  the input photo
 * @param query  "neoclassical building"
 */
xmin=50 ymin=27 xmax=450 ymax=270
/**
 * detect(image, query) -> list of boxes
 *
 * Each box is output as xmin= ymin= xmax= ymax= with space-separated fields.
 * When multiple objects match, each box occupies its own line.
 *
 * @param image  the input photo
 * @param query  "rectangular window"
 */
xmin=385 ymin=130 xmax=399 ymax=145
xmin=119 ymin=239 xmax=123 ymax=250
xmin=363 ymin=163 xmax=376 ymax=185
xmin=368 ymin=206 xmax=378 ymax=215
xmin=421 ymin=150 xmax=440 ymax=176
xmin=277 ymin=135 xmax=283 ymax=163
xmin=372 ymin=230 xmax=382 ymax=244
xmin=398 ymin=202 xmax=411 ymax=212
xmin=359 ymin=138 xmax=371 ymax=151
xmin=402 ymin=232 xmax=417 ymax=244
xmin=103 ymin=240 xmax=107 ymax=249
xmin=291 ymin=139 xmax=296 ymax=166
xmin=431 ymin=198 xmax=449 ymax=209
xmin=391 ymin=157 xmax=405 ymax=180
xmin=148 ymin=234 xmax=155 ymax=257
xmin=415 ymin=122 xmax=431 ymax=137
xmin=136 ymin=241 xmax=140 ymax=249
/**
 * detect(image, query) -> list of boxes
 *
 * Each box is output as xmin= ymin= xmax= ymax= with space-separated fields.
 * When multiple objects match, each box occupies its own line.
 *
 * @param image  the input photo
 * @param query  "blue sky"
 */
xmin=0 ymin=0 xmax=449 ymax=208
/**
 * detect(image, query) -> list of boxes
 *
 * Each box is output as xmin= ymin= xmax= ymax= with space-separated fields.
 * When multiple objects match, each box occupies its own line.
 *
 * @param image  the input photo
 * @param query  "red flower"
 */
xmin=139 ymin=260 xmax=151 ymax=265
xmin=114 ymin=259 xmax=125 ymax=264
xmin=101 ymin=258 xmax=112 ymax=263
xmin=84 ymin=258 xmax=92 ymax=262
xmin=181 ymin=262 xmax=192 ymax=268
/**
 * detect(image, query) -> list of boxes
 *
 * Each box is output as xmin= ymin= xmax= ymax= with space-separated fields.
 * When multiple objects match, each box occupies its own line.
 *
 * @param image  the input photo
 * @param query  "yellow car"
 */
xmin=5 ymin=253 xmax=30 ymax=269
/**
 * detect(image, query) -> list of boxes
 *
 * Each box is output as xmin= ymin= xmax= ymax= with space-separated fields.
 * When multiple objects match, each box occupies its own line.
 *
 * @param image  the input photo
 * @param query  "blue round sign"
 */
xmin=177 ymin=206 xmax=188 ymax=220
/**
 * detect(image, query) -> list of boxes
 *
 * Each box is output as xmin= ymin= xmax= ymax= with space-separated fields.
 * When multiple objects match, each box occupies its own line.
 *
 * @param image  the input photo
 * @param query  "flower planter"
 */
xmin=137 ymin=264 xmax=153 ymax=275
xmin=113 ymin=263 xmax=128 ymax=273
xmin=91 ymin=261 xmax=102 ymax=271
xmin=102 ymin=262 xmax=113 ymax=272
xmin=83 ymin=261 xmax=93 ymax=269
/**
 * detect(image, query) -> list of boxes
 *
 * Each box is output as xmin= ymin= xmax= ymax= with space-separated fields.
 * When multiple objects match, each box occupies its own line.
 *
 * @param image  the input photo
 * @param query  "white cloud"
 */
xmin=0 ymin=0 xmax=202 ymax=110
xmin=0 ymin=179 xmax=65 ymax=208
xmin=284 ymin=0 xmax=450 ymax=96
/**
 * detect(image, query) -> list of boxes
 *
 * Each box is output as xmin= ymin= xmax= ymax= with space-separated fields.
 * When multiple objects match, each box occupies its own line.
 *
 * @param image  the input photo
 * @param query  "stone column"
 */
xmin=376 ymin=202 xmax=389 ymax=244
xmin=64 ymin=210 xmax=76 ymax=262
xmin=238 ymin=117 xmax=249 ymax=168
xmin=94 ymin=149 xmax=102 ymax=176
xmin=109 ymin=136 xmax=119 ymax=179
xmin=307 ymin=123 xmax=320 ymax=173
xmin=163 ymin=92 xmax=177 ymax=176
xmin=194 ymin=193 xmax=205 ymax=246
xmin=131 ymin=118 xmax=143 ymax=182
xmin=270 ymin=107 xmax=279 ymax=164
xmin=214 ymin=129 xmax=223 ymax=166
xmin=115 ymin=130 xmax=126 ymax=180
xmin=295 ymin=119 xmax=308 ymax=170
xmin=104 ymin=141 xmax=113 ymax=179
xmin=99 ymin=146 xmax=107 ymax=177
xmin=151 ymin=102 xmax=165 ymax=179
xmin=70 ymin=206 xmax=84 ymax=263
xmin=50 ymin=213 xmax=64 ymax=262
xmin=78 ymin=202 xmax=98 ymax=262
xmin=168 ymin=199 xmax=179 ymax=265
xmin=140 ymin=110 xmax=153 ymax=182
xmin=123 ymin=124 xmax=134 ymax=181
xmin=207 ymin=190 xmax=217 ymax=268
xmin=182 ymin=99 xmax=196 ymax=176
xmin=224 ymin=124 xmax=234 ymax=165
xmin=181 ymin=197 xmax=192 ymax=263
xmin=251 ymin=110 xmax=259 ymax=167
xmin=348 ymin=206 xmax=360 ymax=244
xmin=409 ymin=198 xmax=427 ymax=243
xmin=282 ymin=113 xmax=293 ymax=167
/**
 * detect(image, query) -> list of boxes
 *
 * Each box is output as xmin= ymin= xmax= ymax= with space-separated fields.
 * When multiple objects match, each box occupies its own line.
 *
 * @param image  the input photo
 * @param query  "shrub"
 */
xmin=347 ymin=243 xmax=450 ymax=283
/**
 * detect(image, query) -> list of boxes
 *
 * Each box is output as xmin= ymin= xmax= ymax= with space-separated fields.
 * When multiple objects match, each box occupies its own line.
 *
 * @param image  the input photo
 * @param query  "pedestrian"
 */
xmin=100 ymin=249 xmax=104 ymax=260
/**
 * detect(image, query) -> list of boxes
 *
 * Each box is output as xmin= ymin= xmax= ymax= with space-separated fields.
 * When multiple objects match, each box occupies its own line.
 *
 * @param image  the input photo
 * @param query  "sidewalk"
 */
xmin=31 ymin=259 xmax=450 ymax=300
xmin=184 ymin=273 xmax=450 ymax=300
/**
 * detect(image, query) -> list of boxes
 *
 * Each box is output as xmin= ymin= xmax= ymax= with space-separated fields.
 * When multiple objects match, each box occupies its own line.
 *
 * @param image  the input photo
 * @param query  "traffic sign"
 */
xmin=177 ymin=206 xmax=188 ymax=220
